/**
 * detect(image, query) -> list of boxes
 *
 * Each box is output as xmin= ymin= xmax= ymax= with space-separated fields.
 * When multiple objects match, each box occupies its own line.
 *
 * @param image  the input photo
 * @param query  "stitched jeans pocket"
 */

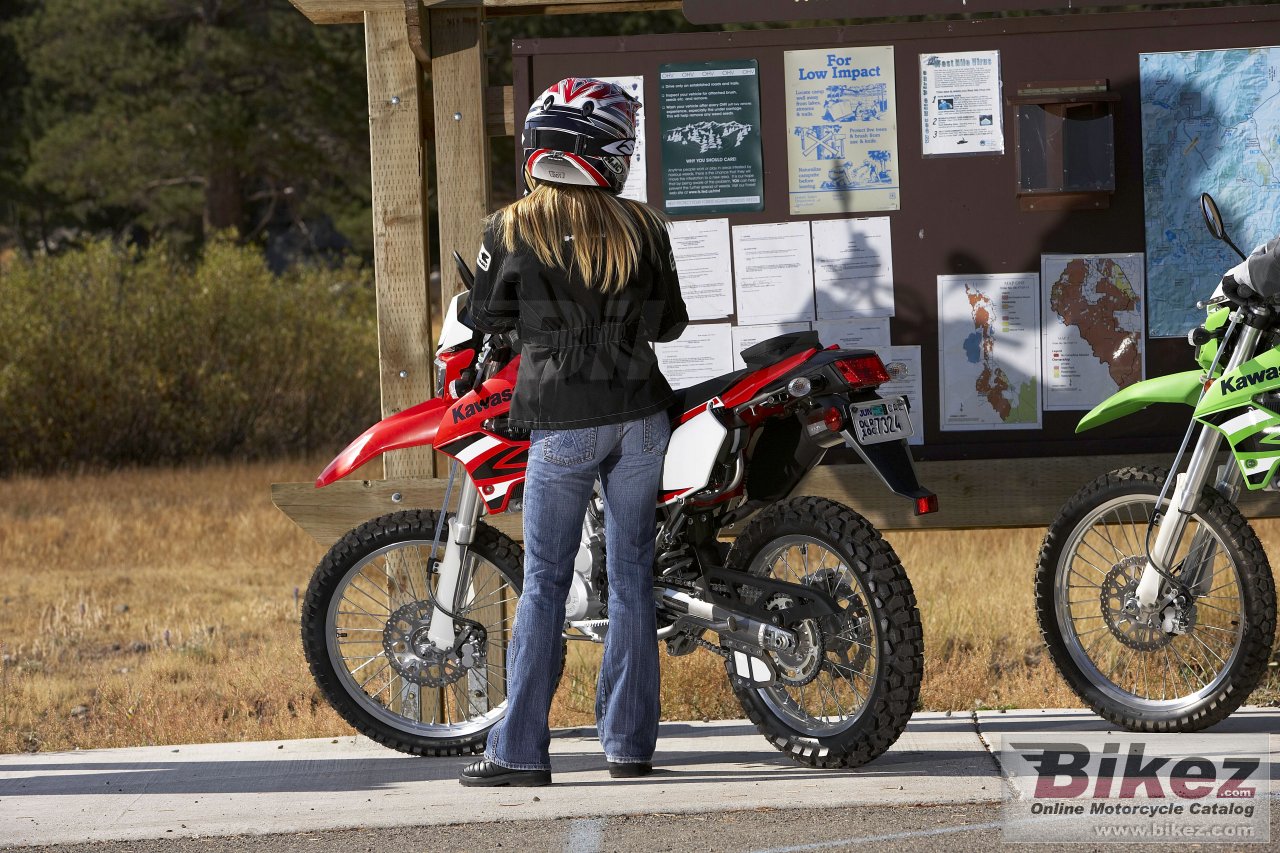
xmin=541 ymin=426 xmax=598 ymax=467
xmin=641 ymin=412 xmax=671 ymax=456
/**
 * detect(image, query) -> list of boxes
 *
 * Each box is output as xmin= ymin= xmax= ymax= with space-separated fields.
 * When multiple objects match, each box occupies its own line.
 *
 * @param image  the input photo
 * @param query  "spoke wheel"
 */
xmin=302 ymin=510 xmax=524 ymax=756
xmin=1036 ymin=467 xmax=1276 ymax=732
xmin=726 ymin=497 xmax=922 ymax=768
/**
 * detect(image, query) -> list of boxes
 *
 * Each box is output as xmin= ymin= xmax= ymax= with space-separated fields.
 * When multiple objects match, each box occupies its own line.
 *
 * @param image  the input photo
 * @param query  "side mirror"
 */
xmin=453 ymin=251 xmax=475 ymax=290
xmin=1200 ymin=193 xmax=1226 ymax=240
xmin=1200 ymin=193 xmax=1247 ymax=260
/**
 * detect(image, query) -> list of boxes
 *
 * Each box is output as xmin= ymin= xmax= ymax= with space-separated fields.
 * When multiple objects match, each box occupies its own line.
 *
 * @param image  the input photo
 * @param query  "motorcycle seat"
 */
xmin=671 ymin=369 xmax=752 ymax=413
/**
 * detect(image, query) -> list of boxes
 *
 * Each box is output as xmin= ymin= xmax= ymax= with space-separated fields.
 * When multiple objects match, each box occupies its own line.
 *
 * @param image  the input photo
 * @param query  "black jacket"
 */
xmin=463 ymin=216 xmax=689 ymax=430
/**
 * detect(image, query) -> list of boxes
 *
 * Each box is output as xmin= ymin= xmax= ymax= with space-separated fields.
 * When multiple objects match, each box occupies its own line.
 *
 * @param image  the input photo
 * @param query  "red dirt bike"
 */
xmin=300 ymin=254 xmax=937 ymax=768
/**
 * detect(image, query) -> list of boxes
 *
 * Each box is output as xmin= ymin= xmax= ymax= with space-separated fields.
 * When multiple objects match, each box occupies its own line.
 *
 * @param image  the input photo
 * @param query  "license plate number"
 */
xmin=851 ymin=398 xmax=913 ymax=445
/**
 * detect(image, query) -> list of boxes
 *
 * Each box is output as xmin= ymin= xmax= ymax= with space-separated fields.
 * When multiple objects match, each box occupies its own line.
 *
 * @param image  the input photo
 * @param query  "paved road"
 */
xmin=1 ymin=709 xmax=1276 ymax=849
xmin=11 ymin=804 xmax=1280 ymax=853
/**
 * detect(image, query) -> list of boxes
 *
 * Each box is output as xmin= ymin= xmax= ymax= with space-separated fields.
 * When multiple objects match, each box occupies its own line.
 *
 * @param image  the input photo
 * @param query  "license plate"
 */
xmin=851 ymin=398 xmax=913 ymax=445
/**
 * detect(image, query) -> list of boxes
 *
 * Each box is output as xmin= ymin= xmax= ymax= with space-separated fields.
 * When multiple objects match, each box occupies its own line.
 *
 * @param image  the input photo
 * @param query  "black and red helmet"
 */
xmin=522 ymin=78 xmax=639 ymax=195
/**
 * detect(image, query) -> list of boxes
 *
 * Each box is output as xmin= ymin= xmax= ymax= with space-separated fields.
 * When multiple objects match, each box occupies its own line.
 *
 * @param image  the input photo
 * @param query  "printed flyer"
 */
xmin=783 ymin=46 xmax=900 ymax=215
xmin=658 ymin=60 xmax=765 ymax=215
xmin=919 ymin=51 xmax=1004 ymax=157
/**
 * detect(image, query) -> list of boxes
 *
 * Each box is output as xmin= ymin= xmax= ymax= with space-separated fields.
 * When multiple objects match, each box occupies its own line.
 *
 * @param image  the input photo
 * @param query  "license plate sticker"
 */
xmin=851 ymin=398 xmax=913 ymax=445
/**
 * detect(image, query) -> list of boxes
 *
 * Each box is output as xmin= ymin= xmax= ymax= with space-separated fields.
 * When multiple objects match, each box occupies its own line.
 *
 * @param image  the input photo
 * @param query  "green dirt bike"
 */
xmin=1036 ymin=194 xmax=1277 ymax=732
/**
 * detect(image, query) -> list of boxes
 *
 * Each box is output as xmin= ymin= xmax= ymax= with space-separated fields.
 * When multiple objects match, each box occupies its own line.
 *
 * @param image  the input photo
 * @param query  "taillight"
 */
xmin=834 ymin=354 xmax=891 ymax=388
xmin=915 ymin=494 xmax=939 ymax=515
xmin=823 ymin=407 xmax=844 ymax=433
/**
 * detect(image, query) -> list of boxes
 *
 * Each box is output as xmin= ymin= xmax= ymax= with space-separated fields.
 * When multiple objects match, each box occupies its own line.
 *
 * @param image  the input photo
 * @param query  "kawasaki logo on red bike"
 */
xmin=1220 ymin=367 xmax=1280 ymax=395
xmin=452 ymin=388 xmax=513 ymax=423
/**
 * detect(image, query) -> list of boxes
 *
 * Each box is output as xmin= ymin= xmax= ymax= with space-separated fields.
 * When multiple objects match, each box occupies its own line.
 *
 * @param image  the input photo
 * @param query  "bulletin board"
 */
xmin=510 ymin=3 xmax=1280 ymax=464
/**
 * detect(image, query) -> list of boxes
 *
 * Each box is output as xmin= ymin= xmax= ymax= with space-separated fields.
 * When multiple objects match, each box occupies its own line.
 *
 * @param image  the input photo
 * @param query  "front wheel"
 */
xmin=301 ymin=510 xmax=523 ymax=756
xmin=725 ymin=497 xmax=923 ymax=768
xmin=1036 ymin=466 xmax=1276 ymax=731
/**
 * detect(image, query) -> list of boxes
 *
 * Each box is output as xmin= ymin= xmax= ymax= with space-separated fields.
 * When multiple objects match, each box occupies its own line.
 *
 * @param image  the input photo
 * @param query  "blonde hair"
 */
xmin=493 ymin=181 xmax=667 ymax=293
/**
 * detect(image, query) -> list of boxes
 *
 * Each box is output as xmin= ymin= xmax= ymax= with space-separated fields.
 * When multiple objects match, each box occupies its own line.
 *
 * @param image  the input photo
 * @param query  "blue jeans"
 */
xmin=485 ymin=410 xmax=670 ymax=771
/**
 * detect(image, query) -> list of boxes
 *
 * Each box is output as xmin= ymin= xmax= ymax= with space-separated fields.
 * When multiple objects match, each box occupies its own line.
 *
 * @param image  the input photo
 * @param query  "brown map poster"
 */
xmin=1040 ymin=253 xmax=1145 ymax=411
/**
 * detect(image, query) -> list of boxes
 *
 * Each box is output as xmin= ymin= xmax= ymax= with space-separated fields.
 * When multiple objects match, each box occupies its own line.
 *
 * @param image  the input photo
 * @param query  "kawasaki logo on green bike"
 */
xmin=1220 ymin=367 xmax=1280 ymax=394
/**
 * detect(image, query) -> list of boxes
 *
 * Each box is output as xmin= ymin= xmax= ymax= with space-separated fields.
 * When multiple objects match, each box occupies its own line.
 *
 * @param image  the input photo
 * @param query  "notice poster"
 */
xmin=813 ymin=317 xmax=891 ymax=349
xmin=731 ymin=322 xmax=812 ymax=371
xmin=881 ymin=345 xmax=925 ymax=446
xmin=1041 ymin=253 xmax=1146 ymax=411
xmin=938 ymin=273 xmax=1042 ymax=431
xmin=730 ymin=221 xmax=815 ymax=324
xmin=658 ymin=60 xmax=765 ymax=215
xmin=811 ymin=216 xmax=895 ymax=319
xmin=669 ymin=219 xmax=734 ymax=321
xmin=592 ymin=75 xmax=647 ymax=201
xmin=784 ymin=45 xmax=900 ymax=215
xmin=919 ymin=51 xmax=1004 ymax=156
xmin=655 ymin=323 xmax=734 ymax=389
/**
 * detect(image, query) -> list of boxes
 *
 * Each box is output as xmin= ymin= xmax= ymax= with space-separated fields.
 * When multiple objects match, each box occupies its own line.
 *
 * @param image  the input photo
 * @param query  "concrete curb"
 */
xmin=1 ymin=709 xmax=1276 ymax=847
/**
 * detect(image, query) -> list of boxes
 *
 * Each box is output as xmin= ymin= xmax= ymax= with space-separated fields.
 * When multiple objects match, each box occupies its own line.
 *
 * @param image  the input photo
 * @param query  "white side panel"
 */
xmin=436 ymin=293 xmax=473 ymax=353
xmin=662 ymin=404 xmax=728 ymax=492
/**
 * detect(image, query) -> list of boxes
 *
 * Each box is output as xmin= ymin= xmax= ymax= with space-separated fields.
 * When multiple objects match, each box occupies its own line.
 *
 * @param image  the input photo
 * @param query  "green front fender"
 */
xmin=1076 ymin=370 xmax=1205 ymax=433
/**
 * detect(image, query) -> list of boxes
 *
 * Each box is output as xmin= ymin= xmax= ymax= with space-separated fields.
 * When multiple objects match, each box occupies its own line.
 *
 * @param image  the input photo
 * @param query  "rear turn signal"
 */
xmin=834 ymin=354 xmax=891 ymax=388
xmin=915 ymin=494 xmax=939 ymax=515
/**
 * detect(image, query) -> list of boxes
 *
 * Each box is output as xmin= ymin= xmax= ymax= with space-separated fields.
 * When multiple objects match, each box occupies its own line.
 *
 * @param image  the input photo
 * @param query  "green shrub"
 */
xmin=0 ymin=239 xmax=381 ymax=473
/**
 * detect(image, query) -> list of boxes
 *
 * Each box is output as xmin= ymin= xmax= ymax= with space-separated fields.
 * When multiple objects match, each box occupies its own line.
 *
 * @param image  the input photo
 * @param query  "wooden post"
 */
xmin=429 ymin=4 xmax=492 ymax=307
xmin=364 ymin=8 xmax=436 ymax=479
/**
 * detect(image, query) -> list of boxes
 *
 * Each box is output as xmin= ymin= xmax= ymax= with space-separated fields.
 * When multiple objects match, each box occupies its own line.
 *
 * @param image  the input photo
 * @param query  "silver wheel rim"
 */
xmin=1055 ymin=493 xmax=1246 ymax=713
xmin=325 ymin=540 xmax=518 ymax=738
xmin=748 ymin=534 xmax=880 ymax=737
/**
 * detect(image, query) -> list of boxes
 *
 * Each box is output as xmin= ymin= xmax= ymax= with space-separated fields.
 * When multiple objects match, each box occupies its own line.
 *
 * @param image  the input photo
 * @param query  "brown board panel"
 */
xmin=509 ymin=4 xmax=1280 ymax=464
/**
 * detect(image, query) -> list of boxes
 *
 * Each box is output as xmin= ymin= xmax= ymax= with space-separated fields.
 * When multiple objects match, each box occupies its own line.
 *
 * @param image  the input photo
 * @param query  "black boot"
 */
xmin=607 ymin=761 xmax=653 ymax=778
xmin=459 ymin=758 xmax=551 ymax=787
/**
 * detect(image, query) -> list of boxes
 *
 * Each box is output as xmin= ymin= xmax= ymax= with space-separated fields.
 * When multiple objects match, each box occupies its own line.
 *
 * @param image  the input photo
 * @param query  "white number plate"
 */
xmin=851 ymin=398 xmax=913 ymax=445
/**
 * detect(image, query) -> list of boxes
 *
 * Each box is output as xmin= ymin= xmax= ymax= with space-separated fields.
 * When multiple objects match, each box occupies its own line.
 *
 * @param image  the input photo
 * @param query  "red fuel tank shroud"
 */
xmin=435 ymin=358 xmax=528 ymax=514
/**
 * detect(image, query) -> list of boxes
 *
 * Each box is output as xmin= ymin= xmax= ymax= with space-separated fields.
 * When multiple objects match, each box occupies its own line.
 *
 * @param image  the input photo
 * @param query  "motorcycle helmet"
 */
xmin=522 ymin=78 xmax=639 ymax=195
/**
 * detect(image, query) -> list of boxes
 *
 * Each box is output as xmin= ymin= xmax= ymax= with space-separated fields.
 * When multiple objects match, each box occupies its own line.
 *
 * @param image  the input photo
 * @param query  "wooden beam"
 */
xmin=290 ymin=0 xmax=401 ymax=26
xmin=486 ymin=0 xmax=681 ymax=14
xmin=274 ymin=453 xmax=1280 ymax=546
xmin=365 ymin=9 xmax=437 ymax=478
xmin=430 ymin=6 xmax=492 ymax=306
xmin=291 ymin=0 xmax=675 ymax=26
xmin=273 ymin=478 xmax=521 ymax=545
xmin=486 ymin=86 xmax=514 ymax=137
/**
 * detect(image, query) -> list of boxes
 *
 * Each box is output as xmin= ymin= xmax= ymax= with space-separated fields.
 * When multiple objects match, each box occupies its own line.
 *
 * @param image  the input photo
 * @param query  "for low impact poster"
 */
xmin=658 ymin=60 xmax=765 ymax=215
xmin=784 ymin=46 xmax=900 ymax=215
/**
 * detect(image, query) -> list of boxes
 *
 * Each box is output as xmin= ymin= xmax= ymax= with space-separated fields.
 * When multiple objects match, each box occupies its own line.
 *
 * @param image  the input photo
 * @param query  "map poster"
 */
xmin=784 ymin=46 xmax=900 ymax=215
xmin=1041 ymin=254 xmax=1146 ymax=412
xmin=919 ymin=50 xmax=1004 ymax=157
xmin=658 ymin=60 xmax=765 ymax=215
xmin=1140 ymin=48 xmax=1280 ymax=337
xmin=938 ymin=273 xmax=1041 ymax=431
xmin=592 ymin=75 xmax=647 ymax=202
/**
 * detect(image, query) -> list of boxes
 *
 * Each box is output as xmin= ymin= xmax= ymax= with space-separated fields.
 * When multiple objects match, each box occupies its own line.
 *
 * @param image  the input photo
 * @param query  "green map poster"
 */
xmin=658 ymin=60 xmax=765 ymax=215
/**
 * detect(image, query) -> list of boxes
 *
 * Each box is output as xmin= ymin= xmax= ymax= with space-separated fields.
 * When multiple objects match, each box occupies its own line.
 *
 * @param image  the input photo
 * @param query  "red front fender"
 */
xmin=316 ymin=396 xmax=451 ymax=487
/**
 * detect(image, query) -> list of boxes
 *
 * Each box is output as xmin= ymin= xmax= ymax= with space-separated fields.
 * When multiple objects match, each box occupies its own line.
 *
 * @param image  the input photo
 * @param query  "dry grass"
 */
xmin=1 ymin=461 xmax=1275 ymax=752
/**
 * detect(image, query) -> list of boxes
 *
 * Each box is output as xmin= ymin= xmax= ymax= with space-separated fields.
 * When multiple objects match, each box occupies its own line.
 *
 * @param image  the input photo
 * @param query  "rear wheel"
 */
xmin=725 ymin=497 xmax=923 ymax=768
xmin=301 ymin=510 xmax=523 ymax=756
xmin=1036 ymin=466 xmax=1276 ymax=731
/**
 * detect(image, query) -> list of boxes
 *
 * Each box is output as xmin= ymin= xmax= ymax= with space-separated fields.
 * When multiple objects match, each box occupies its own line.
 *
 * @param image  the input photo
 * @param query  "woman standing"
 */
xmin=459 ymin=78 xmax=688 ymax=787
